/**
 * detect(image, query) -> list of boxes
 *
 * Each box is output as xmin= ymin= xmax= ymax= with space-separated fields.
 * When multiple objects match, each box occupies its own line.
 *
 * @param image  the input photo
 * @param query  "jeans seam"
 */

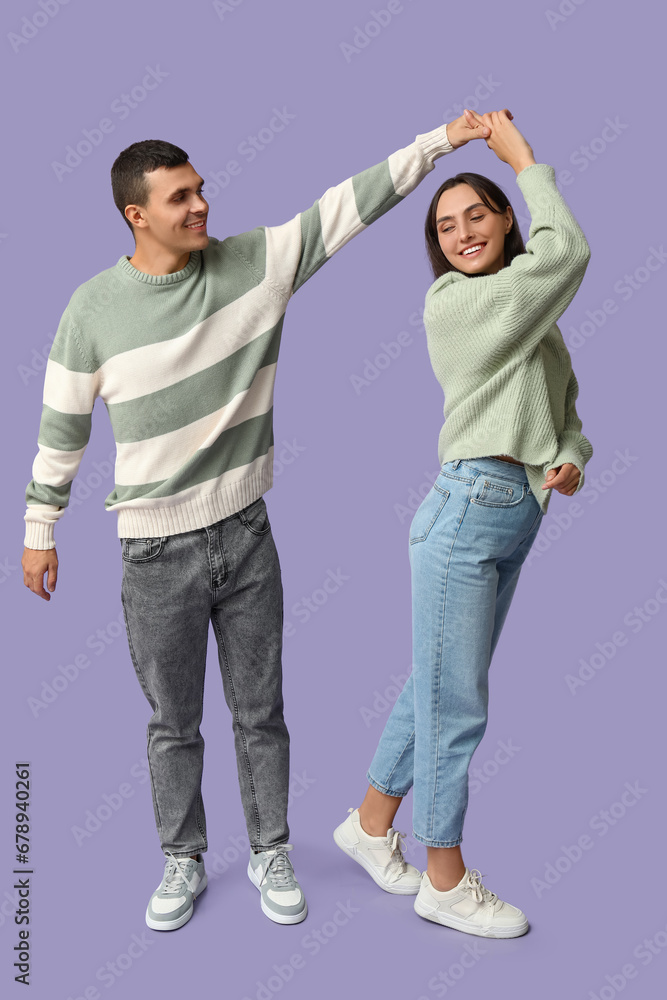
xmin=372 ymin=728 xmax=416 ymax=794
xmin=523 ymin=506 xmax=544 ymax=540
xmin=366 ymin=772 xmax=410 ymax=799
xmin=193 ymin=661 xmax=208 ymax=844
xmin=412 ymin=831 xmax=463 ymax=848
xmin=121 ymin=590 xmax=165 ymax=842
xmin=211 ymin=611 xmax=262 ymax=846
xmin=428 ymin=489 xmax=470 ymax=843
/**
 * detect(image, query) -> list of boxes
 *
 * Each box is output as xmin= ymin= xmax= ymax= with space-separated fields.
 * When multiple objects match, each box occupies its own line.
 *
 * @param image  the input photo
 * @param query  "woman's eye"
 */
xmin=440 ymin=215 xmax=484 ymax=234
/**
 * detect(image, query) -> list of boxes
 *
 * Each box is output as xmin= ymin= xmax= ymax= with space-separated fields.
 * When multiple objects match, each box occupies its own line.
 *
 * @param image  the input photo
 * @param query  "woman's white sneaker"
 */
xmin=333 ymin=807 xmax=422 ymax=894
xmin=414 ymin=868 xmax=529 ymax=938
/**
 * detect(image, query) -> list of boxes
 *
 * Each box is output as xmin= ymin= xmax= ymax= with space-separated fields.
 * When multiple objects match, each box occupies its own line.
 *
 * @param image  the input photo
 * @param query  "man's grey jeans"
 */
xmin=119 ymin=497 xmax=289 ymax=858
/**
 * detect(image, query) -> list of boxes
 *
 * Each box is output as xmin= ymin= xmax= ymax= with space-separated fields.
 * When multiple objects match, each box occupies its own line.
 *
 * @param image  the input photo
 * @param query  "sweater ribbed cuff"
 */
xmin=549 ymin=450 xmax=587 ymax=492
xmin=24 ymin=520 xmax=56 ymax=550
xmin=415 ymin=123 xmax=455 ymax=161
xmin=515 ymin=163 xmax=558 ymax=203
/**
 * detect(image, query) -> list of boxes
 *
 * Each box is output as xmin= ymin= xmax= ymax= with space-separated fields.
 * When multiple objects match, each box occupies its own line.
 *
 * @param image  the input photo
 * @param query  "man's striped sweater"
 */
xmin=24 ymin=123 xmax=456 ymax=549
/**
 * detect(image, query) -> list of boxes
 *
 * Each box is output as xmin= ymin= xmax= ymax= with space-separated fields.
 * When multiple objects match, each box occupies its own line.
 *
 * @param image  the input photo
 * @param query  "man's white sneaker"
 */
xmin=145 ymin=852 xmax=207 ymax=931
xmin=247 ymin=844 xmax=308 ymax=925
xmin=333 ymin=807 xmax=422 ymax=894
xmin=414 ymin=868 xmax=529 ymax=938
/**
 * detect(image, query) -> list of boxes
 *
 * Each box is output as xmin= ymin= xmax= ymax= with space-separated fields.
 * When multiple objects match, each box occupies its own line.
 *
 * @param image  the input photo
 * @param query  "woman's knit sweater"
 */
xmin=423 ymin=162 xmax=593 ymax=513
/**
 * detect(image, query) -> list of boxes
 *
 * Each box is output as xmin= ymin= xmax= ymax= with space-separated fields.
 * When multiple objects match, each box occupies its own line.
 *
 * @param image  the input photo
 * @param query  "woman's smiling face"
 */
xmin=435 ymin=183 xmax=513 ymax=276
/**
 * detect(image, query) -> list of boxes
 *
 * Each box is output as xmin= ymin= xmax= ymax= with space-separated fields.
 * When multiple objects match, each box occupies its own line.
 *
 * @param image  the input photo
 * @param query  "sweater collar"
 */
xmin=116 ymin=250 xmax=201 ymax=285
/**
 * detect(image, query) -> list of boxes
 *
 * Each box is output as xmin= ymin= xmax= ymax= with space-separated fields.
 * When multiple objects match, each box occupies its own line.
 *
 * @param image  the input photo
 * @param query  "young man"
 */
xmin=21 ymin=109 xmax=497 ymax=931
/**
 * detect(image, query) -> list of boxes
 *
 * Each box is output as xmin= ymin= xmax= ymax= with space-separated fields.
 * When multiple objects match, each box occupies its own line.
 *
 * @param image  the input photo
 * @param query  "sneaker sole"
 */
xmin=145 ymin=873 xmax=208 ymax=932
xmin=333 ymin=825 xmax=421 ymax=895
xmin=246 ymin=862 xmax=308 ymax=925
xmin=414 ymin=894 xmax=529 ymax=939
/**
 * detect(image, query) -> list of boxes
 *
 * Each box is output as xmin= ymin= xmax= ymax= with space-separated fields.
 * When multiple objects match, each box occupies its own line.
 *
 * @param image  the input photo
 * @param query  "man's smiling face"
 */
xmin=126 ymin=161 xmax=209 ymax=254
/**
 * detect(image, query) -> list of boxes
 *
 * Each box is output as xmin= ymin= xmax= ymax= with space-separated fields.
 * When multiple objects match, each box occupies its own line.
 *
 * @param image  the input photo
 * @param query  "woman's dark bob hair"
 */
xmin=425 ymin=172 xmax=526 ymax=280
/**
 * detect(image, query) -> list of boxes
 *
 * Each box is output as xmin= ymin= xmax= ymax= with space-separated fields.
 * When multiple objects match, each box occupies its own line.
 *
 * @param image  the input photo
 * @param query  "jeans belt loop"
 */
xmin=451 ymin=459 xmax=462 ymax=470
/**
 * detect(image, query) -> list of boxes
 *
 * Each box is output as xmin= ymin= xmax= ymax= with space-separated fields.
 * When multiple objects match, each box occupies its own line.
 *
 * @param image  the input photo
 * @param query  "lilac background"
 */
xmin=2 ymin=0 xmax=664 ymax=997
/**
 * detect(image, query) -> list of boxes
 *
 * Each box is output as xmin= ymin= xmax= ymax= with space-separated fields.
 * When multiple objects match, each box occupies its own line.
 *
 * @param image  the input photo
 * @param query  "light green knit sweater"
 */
xmin=423 ymin=162 xmax=593 ymax=513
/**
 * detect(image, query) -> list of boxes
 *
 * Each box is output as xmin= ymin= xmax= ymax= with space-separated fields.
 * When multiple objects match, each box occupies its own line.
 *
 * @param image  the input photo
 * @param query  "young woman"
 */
xmin=334 ymin=109 xmax=593 ymax=938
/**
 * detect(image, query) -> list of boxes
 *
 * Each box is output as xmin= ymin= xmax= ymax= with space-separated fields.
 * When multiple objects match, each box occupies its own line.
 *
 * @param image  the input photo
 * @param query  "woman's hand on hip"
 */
xmin=542 ymin=463 xmax=581 ymax=496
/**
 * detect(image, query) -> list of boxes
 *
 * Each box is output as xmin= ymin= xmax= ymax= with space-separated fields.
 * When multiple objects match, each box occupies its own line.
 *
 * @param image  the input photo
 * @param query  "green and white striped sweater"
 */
xmin=24 ymin=122 xmax=456 ymax=549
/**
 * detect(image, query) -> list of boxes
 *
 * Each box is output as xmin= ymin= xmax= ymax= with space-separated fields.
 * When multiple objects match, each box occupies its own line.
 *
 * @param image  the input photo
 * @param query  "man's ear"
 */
xmin=125 ymin=205 xmax=146 ymax=230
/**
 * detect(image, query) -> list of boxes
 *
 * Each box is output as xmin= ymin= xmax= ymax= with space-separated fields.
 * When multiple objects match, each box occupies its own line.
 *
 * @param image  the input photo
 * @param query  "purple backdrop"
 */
xmin=2 ymin=1 xmax=664 ymax=998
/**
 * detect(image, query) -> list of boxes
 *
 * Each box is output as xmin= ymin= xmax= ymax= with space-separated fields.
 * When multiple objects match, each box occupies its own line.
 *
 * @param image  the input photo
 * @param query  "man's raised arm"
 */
xmin=257 ymin=112 xmax=495 ymax=297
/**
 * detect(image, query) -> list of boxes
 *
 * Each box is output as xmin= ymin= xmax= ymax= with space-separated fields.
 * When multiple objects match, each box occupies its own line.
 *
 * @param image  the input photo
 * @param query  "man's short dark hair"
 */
xmin=110 ymin=139 xmax=189 ymax=236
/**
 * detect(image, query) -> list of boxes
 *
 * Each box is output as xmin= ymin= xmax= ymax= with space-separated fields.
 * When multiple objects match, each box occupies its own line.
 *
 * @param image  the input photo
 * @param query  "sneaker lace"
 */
xmin=386 ymin=830 xmax=409 ymax=872
xmin=466 ymin=868 xmax=499 ymax=907
xmin=259 ymin=844 xmax=296 ymax=889
xmin=162 ymin=851 xmax=197 ymax=895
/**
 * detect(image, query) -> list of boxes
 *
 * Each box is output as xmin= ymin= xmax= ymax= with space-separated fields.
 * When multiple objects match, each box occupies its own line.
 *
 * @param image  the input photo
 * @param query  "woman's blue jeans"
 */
xmin=367 ymin=457 xmax=544 ymax=848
